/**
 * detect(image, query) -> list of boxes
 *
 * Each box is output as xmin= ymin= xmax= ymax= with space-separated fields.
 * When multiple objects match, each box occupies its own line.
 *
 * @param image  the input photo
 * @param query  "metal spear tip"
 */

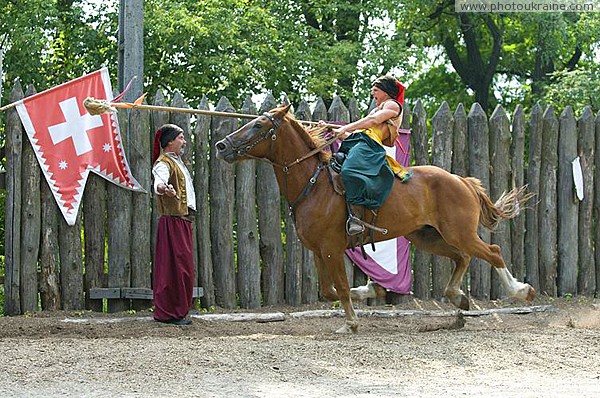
xmin=83 ymin=97 xmax=117 ymax=115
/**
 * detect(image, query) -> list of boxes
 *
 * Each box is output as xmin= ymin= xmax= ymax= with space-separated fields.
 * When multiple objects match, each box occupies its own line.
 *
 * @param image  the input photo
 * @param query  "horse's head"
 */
xmin=215 ymin=104 xmax=292 ymax=163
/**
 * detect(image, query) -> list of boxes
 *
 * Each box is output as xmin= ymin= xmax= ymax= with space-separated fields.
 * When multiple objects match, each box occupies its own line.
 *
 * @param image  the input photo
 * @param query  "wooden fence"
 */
xmin=2 ymin=80 xmax=600 ymax=315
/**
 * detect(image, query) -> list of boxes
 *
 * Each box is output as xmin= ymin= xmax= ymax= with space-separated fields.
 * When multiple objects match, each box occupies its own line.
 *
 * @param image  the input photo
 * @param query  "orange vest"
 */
xmin=155 ymin=154 xmax=189 ymax=216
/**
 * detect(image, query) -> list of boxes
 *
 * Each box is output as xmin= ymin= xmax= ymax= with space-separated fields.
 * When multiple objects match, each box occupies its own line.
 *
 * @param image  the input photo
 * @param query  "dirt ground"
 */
xmin=1 ymin=296 xmax=599 ymax=398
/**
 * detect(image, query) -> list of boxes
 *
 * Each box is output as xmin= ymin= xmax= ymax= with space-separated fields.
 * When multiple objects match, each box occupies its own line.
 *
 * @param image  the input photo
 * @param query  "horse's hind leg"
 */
xmin=407 ymin=227 xmax=471 ymax=310
xmin=467 ymin=240 xmax=536 ymax=301
xmin=445 ymin=231 xmax=536 ymax=302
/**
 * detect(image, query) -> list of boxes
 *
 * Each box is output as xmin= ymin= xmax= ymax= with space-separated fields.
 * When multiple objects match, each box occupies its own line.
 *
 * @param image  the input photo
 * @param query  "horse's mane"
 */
xmin=286 ymin=115 xmax=332 ymax=163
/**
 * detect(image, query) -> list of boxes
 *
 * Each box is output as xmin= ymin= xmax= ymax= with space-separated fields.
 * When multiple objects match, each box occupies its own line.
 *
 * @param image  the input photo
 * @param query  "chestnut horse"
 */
xmin=216 ymin=105 xmax=536 ymax=334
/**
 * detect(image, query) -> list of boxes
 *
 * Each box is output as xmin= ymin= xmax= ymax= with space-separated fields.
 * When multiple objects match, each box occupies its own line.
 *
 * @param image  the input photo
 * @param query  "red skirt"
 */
xmin=153 ymin=216 xmax=194 ymax=321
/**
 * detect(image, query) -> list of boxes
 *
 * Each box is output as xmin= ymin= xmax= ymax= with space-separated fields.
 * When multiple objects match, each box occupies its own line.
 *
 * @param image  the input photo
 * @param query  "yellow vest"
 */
xmin=155 ymin=154 xmax=189 ymax=216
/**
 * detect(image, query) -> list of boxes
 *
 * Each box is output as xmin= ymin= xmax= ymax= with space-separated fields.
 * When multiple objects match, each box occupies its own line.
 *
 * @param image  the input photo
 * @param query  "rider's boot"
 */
xmin=346 ymin=205 xmax=365 ymax=236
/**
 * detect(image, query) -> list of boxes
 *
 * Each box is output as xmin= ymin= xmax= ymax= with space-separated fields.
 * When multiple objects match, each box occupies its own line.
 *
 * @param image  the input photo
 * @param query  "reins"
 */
xmin=241 ymin=112 xmax=341 ymax=216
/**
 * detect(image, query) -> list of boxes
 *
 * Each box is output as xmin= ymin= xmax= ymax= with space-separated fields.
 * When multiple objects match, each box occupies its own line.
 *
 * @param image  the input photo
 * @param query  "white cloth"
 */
xmin=153 ymin=153 xmax=196 ymax=211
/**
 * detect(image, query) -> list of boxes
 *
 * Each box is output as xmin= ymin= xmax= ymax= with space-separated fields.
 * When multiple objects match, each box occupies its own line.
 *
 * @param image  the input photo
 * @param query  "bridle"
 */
xmin=231 ymin=111 xmax=335 ymax=217
xmin=222 ymin=112 xmax=281 ymax=161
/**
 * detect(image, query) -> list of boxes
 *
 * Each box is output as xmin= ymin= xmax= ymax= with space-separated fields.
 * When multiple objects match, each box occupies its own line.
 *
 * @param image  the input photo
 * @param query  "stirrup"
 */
xmin=346 ymin=216 xmax=364 ymax=236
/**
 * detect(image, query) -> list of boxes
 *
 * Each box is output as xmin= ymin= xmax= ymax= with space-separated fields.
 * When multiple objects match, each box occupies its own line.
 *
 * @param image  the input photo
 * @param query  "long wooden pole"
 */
xmin=82 ymin=97 xmax=340 ymax=128
xmin=2 ymin=96 xmax=342 ymax=129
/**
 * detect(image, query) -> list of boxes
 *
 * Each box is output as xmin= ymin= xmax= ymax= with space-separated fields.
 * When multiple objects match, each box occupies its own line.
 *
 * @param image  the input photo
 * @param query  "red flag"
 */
xmin=15 ymin=68 xmax=145 ymax=226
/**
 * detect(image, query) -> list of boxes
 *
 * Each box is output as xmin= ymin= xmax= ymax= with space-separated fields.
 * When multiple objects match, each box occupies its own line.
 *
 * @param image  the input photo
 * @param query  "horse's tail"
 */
xmin=463 ymin=177 xmax=535 ymax=231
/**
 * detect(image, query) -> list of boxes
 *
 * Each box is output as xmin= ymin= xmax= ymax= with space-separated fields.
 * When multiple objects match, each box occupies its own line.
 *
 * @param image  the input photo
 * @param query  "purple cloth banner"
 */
xmin=345 ymin=129 xmax=412 ymax=294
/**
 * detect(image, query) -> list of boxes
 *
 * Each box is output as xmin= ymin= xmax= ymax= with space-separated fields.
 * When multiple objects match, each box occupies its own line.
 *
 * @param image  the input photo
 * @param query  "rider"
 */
xmin=332 ymin=75 xmax=409 ymax=235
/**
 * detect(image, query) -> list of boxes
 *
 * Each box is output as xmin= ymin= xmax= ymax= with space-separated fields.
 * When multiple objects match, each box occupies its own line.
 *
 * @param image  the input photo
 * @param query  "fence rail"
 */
xmin=3 ymin=80 xmax=599 ymax=315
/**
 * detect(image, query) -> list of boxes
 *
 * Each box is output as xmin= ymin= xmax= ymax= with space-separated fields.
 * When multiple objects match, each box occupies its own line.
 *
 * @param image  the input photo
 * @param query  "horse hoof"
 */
xmin=350 ymin=282 xmax=379 ymax=301
xmin=447 ymin=292 xmax=470 ymax=310
xmin=525 ymin=285 xmax=536 ymax=301
xmin=458 ymin=295 xmax=470 ymax=311
xmin=335 ymin=321 xmax=358 ymax=334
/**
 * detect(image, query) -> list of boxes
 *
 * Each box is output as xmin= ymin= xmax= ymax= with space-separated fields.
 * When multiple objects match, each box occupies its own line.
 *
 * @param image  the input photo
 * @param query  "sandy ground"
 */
xmin=1 ymin=296 xmax=599 ymax=398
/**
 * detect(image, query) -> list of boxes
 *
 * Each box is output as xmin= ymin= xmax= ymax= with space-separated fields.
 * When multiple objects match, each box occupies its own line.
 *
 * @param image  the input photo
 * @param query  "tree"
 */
xmin=396 ymin=1 xmax=600 ymax=112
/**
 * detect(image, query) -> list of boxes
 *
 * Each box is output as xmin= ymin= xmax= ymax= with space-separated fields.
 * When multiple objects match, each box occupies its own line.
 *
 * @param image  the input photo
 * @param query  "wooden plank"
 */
xmin=89 ymin=287 xmax=203 ymax=300
xmin=89 ymin=288 xmax=121 ymax=299
xmin=121 ymin=288 xmax=152 ymax=299
xmin=539 ymin=106 xmax=559 ymax=296
xmin=489 ymin=105 xmax=512 ymax=299
xmin=210 ymin=96 xmax=237 ymax=309
xmin=194 ymin=96 xmax=215 ymax=308
xmin=236 ymin=97 xmax=261 ymax=309
xmin=20 ymin=84 xmax=40 ymax=312
xmin=191 ymin=312 xmax=285 ymax=323
xmin=4 ymin=82 xmax=24 ymax=315
xmin=289 ymin=305 xmax=555 ymax=318
xmin=257 ymin=93 xmax=284 ymax=306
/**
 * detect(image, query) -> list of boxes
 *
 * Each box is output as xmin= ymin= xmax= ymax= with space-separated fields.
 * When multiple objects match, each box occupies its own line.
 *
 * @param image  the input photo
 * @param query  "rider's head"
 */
xmin=372 ymin=76 xmax=405 ymax=105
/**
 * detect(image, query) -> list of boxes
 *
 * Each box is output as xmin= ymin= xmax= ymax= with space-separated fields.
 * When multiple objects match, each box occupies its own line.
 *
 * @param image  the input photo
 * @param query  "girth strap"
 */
xmin=286 ymin=162 xmax=326 ymax=218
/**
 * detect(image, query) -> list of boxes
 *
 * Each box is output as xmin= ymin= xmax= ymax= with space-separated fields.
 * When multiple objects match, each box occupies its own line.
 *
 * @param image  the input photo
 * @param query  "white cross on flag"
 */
xmin=15 ymin=68 xmax=144 ymax=226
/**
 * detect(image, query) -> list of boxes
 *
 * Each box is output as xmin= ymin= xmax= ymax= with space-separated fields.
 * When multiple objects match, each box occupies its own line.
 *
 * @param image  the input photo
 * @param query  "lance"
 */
xmin=82 ymin=95 xmax=341 ymax=129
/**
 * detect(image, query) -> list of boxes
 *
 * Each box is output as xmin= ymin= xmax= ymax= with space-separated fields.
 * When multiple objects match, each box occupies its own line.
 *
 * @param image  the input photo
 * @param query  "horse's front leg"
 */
xmin=324 ymin=251 xmax=358 ymax=334
xmin=314 ymin=254 xmax=338 ymax=301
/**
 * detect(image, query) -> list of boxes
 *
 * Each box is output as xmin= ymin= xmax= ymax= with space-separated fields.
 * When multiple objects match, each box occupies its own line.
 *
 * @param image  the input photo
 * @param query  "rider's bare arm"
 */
xmin=333 ymin=101 xmax=400 ymax=138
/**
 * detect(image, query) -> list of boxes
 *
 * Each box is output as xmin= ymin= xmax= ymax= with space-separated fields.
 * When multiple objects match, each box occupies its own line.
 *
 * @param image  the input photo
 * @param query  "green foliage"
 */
xmin=539 ymin=64 xmax=600 ymax=114
xmin=1 ymin=0 xmax=599 ymax=128
xmin=1 ymin=0 xmax=118 ymax=104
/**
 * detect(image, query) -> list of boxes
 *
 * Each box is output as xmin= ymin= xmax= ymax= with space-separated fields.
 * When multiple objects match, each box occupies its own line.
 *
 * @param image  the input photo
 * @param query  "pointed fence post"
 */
xmin=236 ymin=97 xmax=261 ymax=309
xmin=20 ymin=84 xmax=41 ymax=312
xmin=130 ymin=102 xmax=152 ymax=310
xmin=210 ymin=96 xmax=237 ymax=309
xmin=40 ymin=169 xmax=61 ymax=310
xmin=107 ymin=111 xmax=132 ymax=312
xmin=256 ymin=93 xmax=284 ymax=305
xmin=577 ymin=107 xmax=595 ymax=295
xmin=4 ymin=81 xmax=24 ymax=315
xmin=594 ymin=111 xmax=600 ymax=298
xmin=452 ymin=104 xmax=469 ymax=293
xmin=194 ymin=96 xmax=215 ymax=308
xmin=510 ymin=105 xmax=526 ymax=282
xmin=557 ymin=106 xmax=578 ymax=296
xmin=468 ymin=103 xmax=491 ymax=299
xmin=525 ymin=103 xmax=543 ymax=291
xmin=489 ymin=105 xmax=513 ymax=299
xmin=410 ymin=100 xmax=431 ymax=300
xmin=430 ymin=101 xmax=453 ymax=300
xmin=539 ymin=106 xmax=559 ymax=296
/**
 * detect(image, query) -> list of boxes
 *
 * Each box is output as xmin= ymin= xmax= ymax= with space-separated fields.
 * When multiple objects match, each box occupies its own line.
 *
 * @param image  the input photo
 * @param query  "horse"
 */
xmin=215 ymin=104 xmax=536 ymax=334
